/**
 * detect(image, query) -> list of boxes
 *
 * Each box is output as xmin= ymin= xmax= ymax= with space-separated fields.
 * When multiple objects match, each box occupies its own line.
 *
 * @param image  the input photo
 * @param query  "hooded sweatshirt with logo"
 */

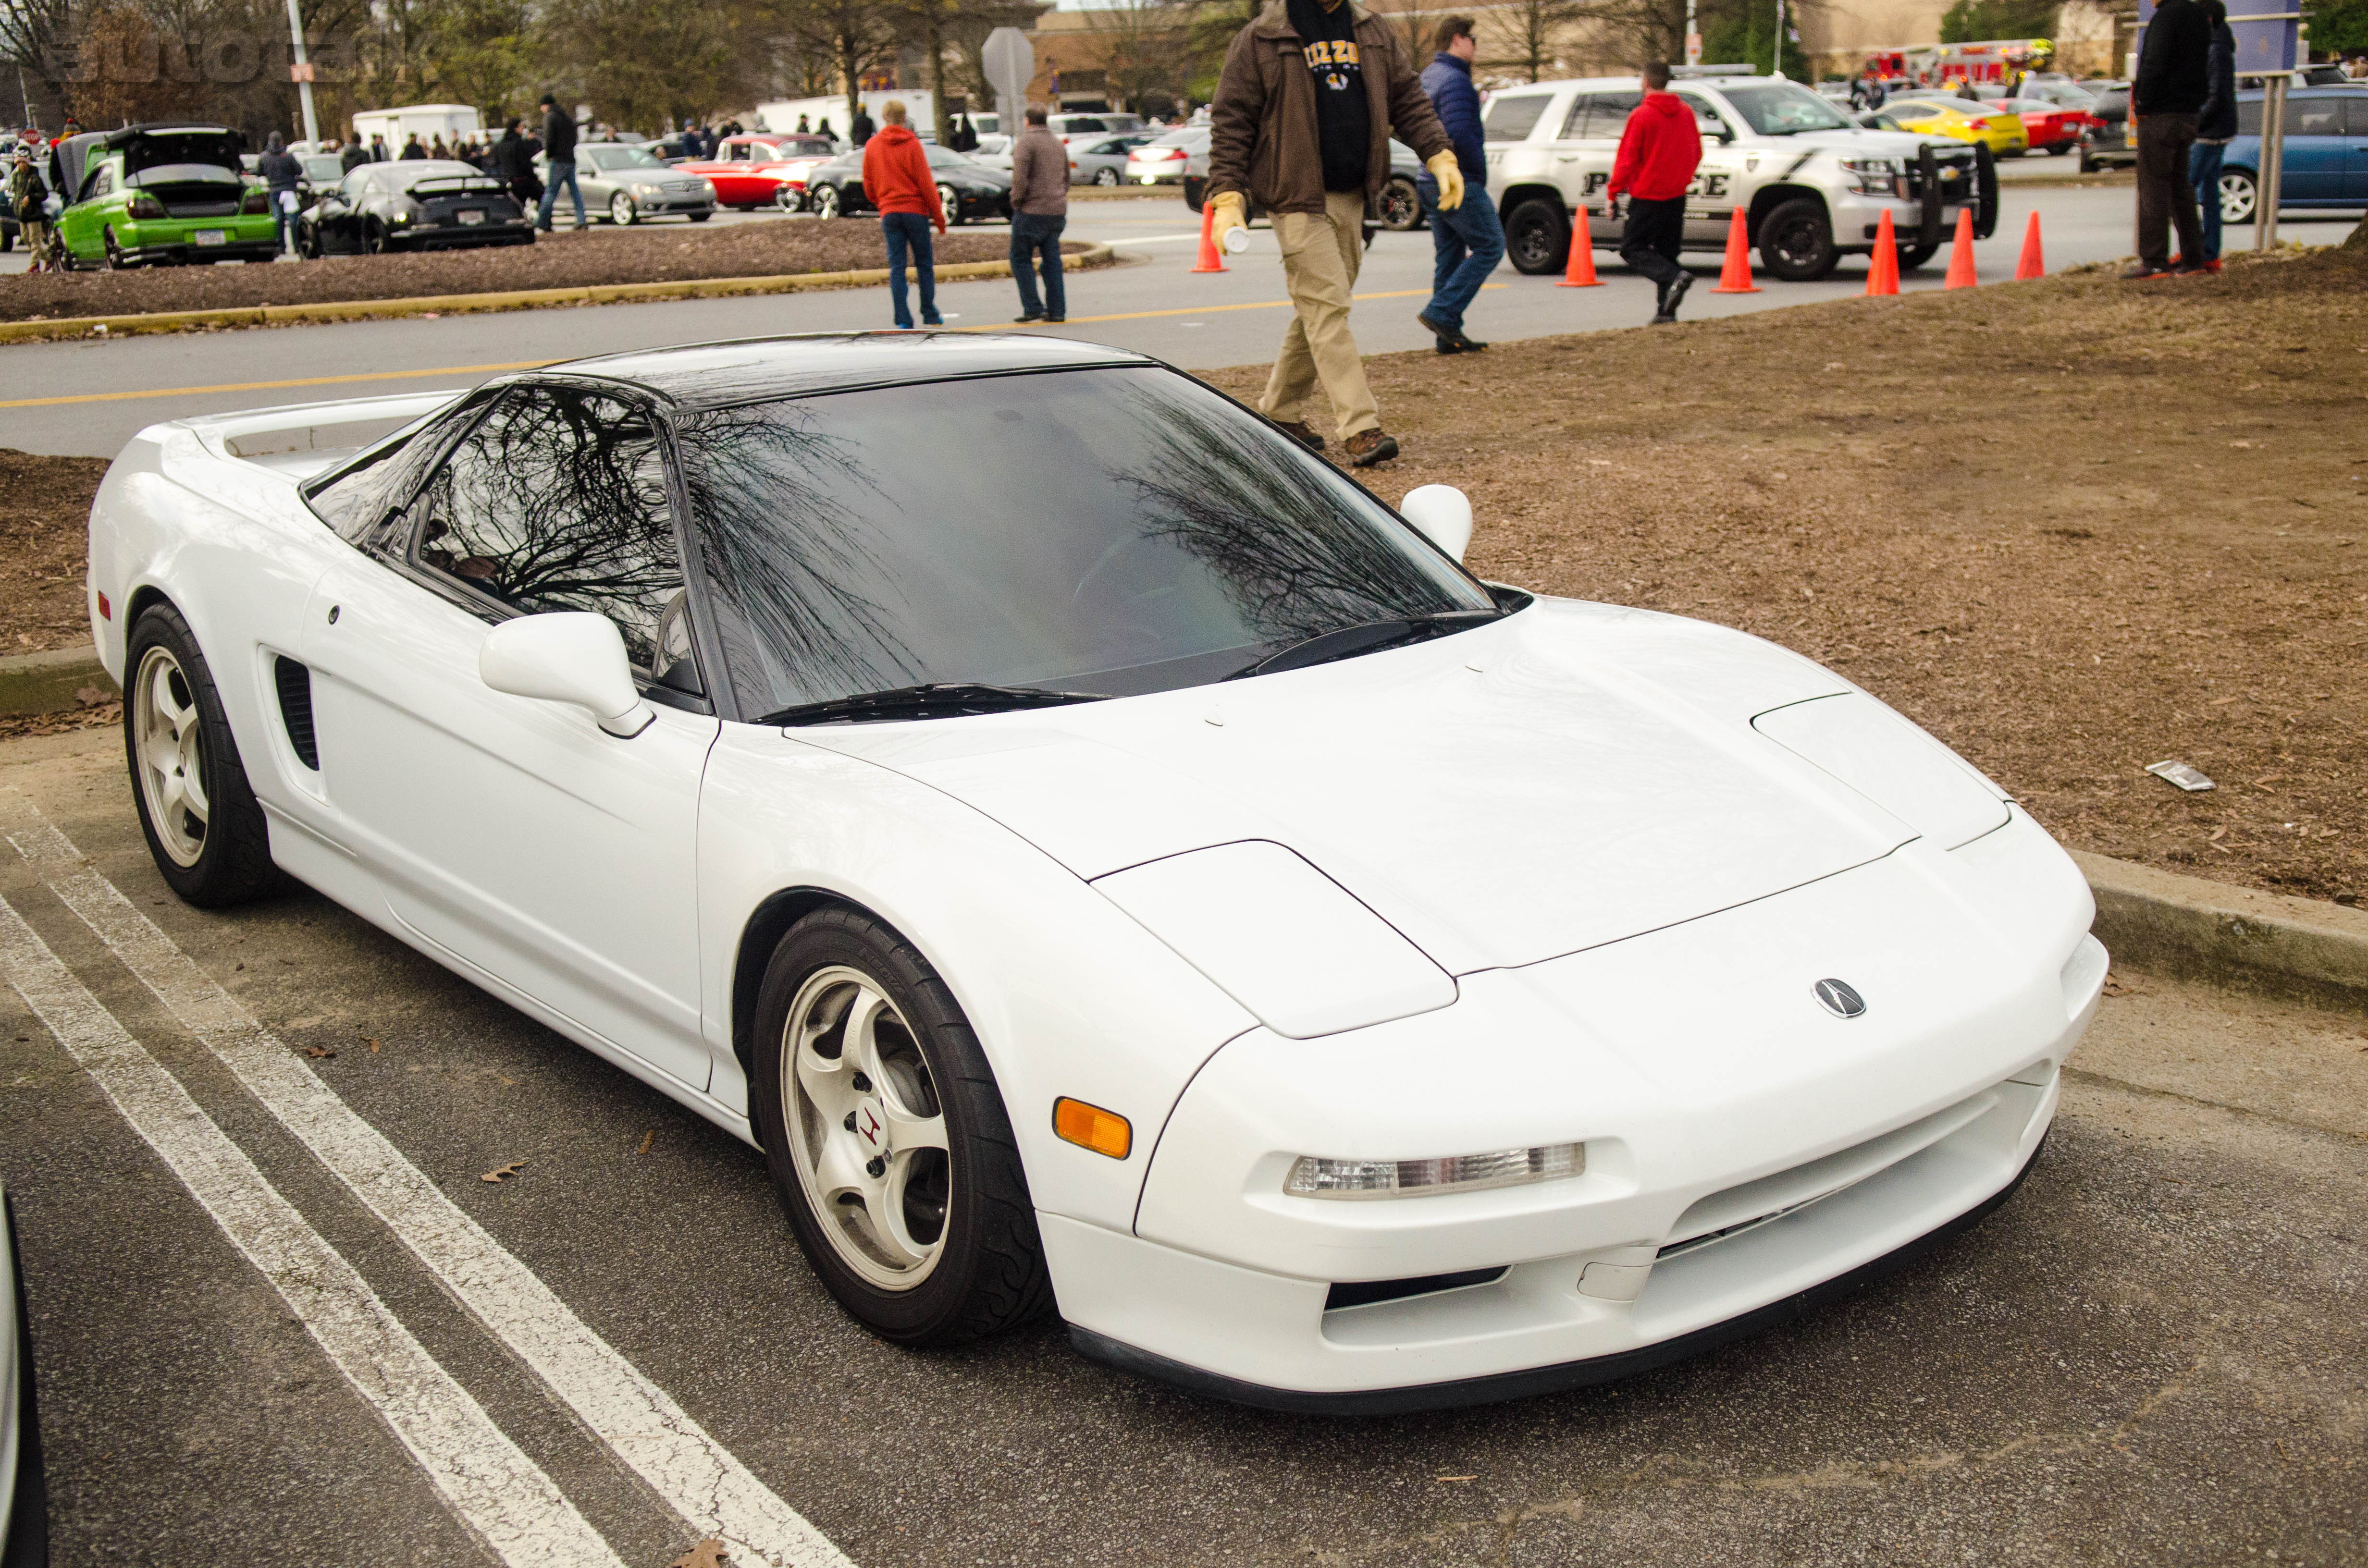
xmin=860 ymin=124 xmax=946 ymax=227
xmin=1609 ymin=90 xmax=1702 ymax=202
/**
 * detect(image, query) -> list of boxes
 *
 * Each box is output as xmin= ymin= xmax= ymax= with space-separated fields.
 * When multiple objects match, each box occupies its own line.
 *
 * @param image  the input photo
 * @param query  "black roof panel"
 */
xmin=555 ymin=331 xmax=1155 ymax=408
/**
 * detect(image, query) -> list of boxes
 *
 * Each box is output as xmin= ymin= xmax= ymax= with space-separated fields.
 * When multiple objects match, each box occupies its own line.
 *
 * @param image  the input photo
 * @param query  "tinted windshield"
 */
xmin=127 ymin=163 xmax=243 ymax=186
xmin=590 ymin=144 xmax=668 ymax=169
xmin=1719 ymin=82 xmax=1852 ymax=134
xmin=924 ymin=145 xmax=974 ymax=168
xmin=675 ymin=367 xmax=1493 ymax=714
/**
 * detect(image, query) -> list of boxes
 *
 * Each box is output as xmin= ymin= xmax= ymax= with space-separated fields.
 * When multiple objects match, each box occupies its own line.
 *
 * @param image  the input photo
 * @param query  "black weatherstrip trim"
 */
xmin=1068 ymin=1134 xmax=2047 ymax=1417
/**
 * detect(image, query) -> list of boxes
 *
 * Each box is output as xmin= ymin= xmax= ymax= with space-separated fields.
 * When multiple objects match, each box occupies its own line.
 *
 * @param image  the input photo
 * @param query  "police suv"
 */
xmin=1482 ymin=69 xmax=1997 ymax=282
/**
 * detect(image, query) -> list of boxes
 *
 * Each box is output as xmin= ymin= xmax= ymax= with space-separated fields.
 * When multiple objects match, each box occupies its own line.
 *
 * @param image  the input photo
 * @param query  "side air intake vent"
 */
xmin=274 ymin=656 xmax=319 ymax=770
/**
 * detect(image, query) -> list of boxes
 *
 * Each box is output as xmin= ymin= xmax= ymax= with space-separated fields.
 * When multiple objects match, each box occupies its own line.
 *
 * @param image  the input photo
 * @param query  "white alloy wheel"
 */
xmin=781 ymin=965 xmax=952 ymax=1290
xmin=610 ymin=191 xmax=637 ymax=225
xmin=936 ymin=182 xmax=960 ymax=224
xmin=132 ymin=645 xmax=210 ymax=867
xmin=1093 ymin=166 xmax=1119 ymax=186
xmin=2219 ymin=169 xmax=2256 ymax=224
xmin=814 ymin=183 xmax=840 ymax=218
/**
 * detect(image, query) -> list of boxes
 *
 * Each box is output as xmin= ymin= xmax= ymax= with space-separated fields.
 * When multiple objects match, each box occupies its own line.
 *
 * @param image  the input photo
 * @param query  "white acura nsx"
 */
xmin=87 ymin=334 xmax=2104 ymax=1412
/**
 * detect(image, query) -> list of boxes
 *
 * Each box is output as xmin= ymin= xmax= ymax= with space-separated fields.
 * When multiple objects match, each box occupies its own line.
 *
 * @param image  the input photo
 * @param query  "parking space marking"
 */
xmin=0 ymin=890 xmax=627 ymax=1568
xmin=0 ymin=794 xmax=856 ymax=1568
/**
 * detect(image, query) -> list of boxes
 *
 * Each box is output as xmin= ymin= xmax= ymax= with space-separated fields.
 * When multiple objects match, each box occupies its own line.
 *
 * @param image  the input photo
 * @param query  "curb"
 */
xmin=0 ymin=242 xmax=1118 ymax=345
xmin=2074 ymin=849 xmax=2368 ymax=1010
xmin=0 ymin=645 xmax=115 ymax=715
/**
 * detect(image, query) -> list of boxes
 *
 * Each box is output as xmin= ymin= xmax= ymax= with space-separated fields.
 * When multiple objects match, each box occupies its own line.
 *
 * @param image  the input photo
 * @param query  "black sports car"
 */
xmin=298 ymin=159 xmax=533 ymax=256
xmin=804 ymin=143 xmax=1011 ymax=223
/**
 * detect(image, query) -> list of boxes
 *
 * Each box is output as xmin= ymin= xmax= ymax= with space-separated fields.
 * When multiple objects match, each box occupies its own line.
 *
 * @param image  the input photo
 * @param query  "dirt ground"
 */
xmin=6 ymin=247 xmax=2363 ymax=901
xmin=1214 ymin=244 xmax=2368 ymax=905
xmin=0 ymin=222 xmax=1085 ymax=323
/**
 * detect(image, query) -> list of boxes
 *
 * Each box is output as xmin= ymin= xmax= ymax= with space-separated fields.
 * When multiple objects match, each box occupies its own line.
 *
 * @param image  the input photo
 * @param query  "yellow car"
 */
xmin=1876 ymin=97 xmax=2031 ymax=156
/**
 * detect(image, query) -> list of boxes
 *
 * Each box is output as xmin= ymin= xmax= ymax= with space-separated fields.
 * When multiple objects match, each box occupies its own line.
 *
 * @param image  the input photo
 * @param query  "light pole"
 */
xmin=1684 ymin=0 xmax=1701 ymax=66
xmin=283 ymin=0 xmax=319 ymax=145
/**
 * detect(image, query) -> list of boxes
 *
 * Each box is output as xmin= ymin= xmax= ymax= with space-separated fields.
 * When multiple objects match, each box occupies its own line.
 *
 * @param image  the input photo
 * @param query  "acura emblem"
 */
xmin=1813 ymin=979 xmax=1867 ymax=1018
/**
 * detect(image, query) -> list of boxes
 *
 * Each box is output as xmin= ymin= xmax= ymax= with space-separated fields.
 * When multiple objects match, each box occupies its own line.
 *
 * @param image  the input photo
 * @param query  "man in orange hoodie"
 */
xmin=1606 ymin=61 xmax=1704 ymax=326
xmin=861 ymin=100 xmax=948 ymax=328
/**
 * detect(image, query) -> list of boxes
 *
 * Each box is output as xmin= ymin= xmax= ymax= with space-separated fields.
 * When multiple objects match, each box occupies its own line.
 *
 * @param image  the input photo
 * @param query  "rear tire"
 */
xmin=1504 ymin=196 xmax=1570 ymax=275
xmin=1757 ymin=196 xmax=1838 ymax=281
xmin=936 ymin=182 xmax=961 ymax=225
xmin=813 ymin=184 xmax=841 ymax=219
xmin=751 ymin=906 xmax=1052 ymax=1346
xmin=1379 ymin=174 xmax=1422 ymax=232
xmin=123 ymin=603 xmax=284 ymax=907
xmin=1092 ymin=167 xmax=1119 ymax=187
xmin=2218 ymin=168 xmax=2256 ymax=224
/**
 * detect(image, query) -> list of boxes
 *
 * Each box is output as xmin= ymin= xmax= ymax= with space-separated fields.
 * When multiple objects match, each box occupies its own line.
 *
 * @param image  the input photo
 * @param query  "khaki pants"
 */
xmin=1257 ymin=189 xmax=1380 ymax=440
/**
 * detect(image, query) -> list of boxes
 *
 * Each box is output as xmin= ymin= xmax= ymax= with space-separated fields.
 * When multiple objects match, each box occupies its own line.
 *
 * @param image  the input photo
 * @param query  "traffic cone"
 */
xmin=1190 ymin=199 xmax=1227 ymax=274
xmin=1557 ymin=212 xmax=1604 ymax=287
xmin=2014 ymin=210 xmax=2045 ymax=280
xmin=1943 ymin=207 xmax=1979 ymax=289
xmin=1864 ymin=209 xmax=1900 ymax=296
xmin=1710 ymin=207 xmax=1760 ymax=294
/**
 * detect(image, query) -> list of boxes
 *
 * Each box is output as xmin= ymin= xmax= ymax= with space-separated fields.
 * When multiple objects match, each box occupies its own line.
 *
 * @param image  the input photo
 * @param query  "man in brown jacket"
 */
xmin=1007 ymin=105 xmax=1070 ymax=322
xmin=1208 ymin=0 xmax=1461 ymax=466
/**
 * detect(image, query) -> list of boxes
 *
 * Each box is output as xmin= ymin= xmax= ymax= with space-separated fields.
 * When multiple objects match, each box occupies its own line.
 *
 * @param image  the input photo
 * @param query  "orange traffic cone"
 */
xmin=1557 ymin=212 xmax=1604 ymax=287
xmin=1943 ymin=207 xmax=1979 ymax=289
xmin=2014 ymin=210 xmax=2045 ymax=280
xmin=1710 ymin=207 xmax=1760 ymax=294
xmin=1190 ymin=199 xmax=1227 ymax=274
xmin=1864 ymin=209 xmax=1900 ymax=296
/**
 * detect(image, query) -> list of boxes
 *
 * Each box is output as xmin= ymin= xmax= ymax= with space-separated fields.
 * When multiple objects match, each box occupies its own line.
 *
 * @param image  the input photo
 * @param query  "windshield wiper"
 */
xmin=1223 ymin=609 xmax=1502 ymax=682
xmin=757 ymin=682 xmax=1108 ymax=727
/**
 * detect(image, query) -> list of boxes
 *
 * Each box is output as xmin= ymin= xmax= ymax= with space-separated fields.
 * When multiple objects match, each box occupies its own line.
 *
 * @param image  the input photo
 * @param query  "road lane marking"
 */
xmin=0 ymin=360 xmax=559 ymax=410
xmin=0 ymin=890 xmax=626 ymax=1568
xmin=962 ymin=283 xmax=1506 ymax=333
xmin=0 ymin=795 xmax=855 ymax=1568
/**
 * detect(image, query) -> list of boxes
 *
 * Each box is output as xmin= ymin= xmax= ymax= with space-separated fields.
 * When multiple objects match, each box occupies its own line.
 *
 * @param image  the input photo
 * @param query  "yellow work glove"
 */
xmin=1426 ymin=151 xmax=1465 ymax=212
xmin=1209 ymin=189 xmax=1247 ymax=251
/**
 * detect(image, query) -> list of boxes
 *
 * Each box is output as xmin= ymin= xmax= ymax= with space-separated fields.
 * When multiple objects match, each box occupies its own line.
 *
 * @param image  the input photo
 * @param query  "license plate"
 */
xmin=195 ymin=230 xmax=225 ymax=246
xmin=458 ymin=209 xmax=485 ymax=224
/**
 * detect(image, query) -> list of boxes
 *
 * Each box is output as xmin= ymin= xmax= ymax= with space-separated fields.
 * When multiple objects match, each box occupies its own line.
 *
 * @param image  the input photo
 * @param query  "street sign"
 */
xmin=983 ymin=27 xmax=1034 ymax=105
xmin=2136 ymin=0 xmax=2298 ymax=73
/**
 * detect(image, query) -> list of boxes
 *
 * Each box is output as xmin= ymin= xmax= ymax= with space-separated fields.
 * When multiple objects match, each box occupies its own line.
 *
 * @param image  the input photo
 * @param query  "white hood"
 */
xmin=801 ymin=600 xmax=1928 ymax=975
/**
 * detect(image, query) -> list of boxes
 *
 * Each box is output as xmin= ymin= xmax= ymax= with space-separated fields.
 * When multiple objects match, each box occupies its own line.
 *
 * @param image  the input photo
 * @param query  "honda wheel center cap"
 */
xmin=852 ymin=1097 xmax=890 ymax=1161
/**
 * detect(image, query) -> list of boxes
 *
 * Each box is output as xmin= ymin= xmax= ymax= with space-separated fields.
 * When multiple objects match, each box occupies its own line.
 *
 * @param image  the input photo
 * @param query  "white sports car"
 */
xmin=88 ymin=335 xmax=2104 ymax=1412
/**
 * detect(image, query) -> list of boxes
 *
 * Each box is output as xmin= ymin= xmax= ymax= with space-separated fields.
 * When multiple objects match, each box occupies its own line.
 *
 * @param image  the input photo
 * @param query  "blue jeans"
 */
xmin=1421 ymin=181 xmax=1505 ymax=331
xmin=881 ymin=212 xmax=940 ymax=327
xmin=2187 ymin=140 xmax=2225 ymax=262
xmin=1010 ymin=211 xmax=1066 ymax=318
xmin=537 ymin=160 xmax=584 ymax=229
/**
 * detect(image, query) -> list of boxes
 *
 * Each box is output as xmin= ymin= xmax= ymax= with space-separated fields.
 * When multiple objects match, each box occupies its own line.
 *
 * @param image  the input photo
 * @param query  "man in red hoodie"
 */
xmin=1606 ymin=62 xmax=1703 ymax=325
xmin=860 ymin=100 xmax=948 ymax=328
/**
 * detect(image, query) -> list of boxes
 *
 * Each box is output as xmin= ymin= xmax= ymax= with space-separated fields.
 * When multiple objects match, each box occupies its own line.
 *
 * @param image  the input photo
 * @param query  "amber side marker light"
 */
xmin=1054 ymin=1098 xmax=1132 ymax=1160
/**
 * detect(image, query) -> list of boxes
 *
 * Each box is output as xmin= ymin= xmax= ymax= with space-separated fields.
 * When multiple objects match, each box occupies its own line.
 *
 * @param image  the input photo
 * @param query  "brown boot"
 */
xmin=1342 ymin=429 xmax=1399 ymax=467
xmin=1271 ymin=419 xmax=1324 ymax=452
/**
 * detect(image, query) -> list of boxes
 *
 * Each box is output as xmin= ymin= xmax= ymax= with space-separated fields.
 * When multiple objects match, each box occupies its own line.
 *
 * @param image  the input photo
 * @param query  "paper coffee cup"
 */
xmin=1222 ymin=227 xmax=1249 ymax=254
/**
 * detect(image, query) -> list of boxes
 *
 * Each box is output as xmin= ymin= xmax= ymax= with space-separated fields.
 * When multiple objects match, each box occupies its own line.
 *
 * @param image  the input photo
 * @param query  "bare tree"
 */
xmin=781 ymin=0 xmax=902 ymax=129
xmin=1085 ymin=0 xmax=1191 ymax=115
xmin=1507 ymin=0 xmax=1585 ymax=80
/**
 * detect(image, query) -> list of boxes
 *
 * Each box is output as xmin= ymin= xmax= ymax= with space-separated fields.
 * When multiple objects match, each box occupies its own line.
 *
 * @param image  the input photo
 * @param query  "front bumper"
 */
xmin=1048 ymin=813 xmax=2101 ymax=1408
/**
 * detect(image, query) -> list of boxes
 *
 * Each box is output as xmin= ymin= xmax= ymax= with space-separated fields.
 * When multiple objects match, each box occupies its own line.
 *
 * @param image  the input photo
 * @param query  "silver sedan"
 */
xmin=544 ymin=143 xmax=717 ymax=225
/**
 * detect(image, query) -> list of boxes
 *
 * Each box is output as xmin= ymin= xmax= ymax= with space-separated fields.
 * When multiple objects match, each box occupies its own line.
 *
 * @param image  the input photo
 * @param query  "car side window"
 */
xmin=1675 ymin=92 xmax=1727 ymax=137
xmin=1586 ymin=91 xmax=1642 ymax=138
xmin=2287 ymin=97 xmax=2341 ymax=136
xmin=85 ymin=163 xmax=114 ymax=200
xmin=408 ymin=387 xmax=697 ymax=688
xmin=1483 ymin=94 xmax=1553 ymax=142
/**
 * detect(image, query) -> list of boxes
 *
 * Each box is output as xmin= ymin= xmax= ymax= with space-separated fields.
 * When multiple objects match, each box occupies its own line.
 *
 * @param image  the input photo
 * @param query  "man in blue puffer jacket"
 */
xmin=1415 ymin=16 xmax=1501 ymax=354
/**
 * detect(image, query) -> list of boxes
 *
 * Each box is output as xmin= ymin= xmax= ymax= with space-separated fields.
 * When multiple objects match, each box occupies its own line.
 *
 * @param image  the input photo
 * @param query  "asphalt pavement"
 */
xmin=9 ymin=184 xmax=2361 ymax=459
xmin=0 ymin=724 xmax=2363 ymax=1567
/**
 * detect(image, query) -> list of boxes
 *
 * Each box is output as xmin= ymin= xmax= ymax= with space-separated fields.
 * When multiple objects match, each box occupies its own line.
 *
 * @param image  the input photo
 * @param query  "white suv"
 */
xmin=1482 ymin=72 xmax=1995 ymax=281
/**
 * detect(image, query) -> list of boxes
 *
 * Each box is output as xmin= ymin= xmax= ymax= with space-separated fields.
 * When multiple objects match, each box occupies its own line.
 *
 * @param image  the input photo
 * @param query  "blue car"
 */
xmin=2218 ymin=86 xmax=2368 ymax=223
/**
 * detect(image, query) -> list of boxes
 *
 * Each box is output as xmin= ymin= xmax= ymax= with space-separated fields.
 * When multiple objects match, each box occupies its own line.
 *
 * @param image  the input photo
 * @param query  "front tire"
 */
xmin=1504 ymin=196 xmax=1570 ymax=275
xmin=1899 ymin=240 xmax=1941 ymax=270
xmin=1379 ymin=174 xmax=1422 ymax=232
xmin=812 ymin=183 xmax=841 ymax=219
xmin=609 ymin=191 xmax=637 ymax=226
xmin=751 ymin=906 xmax=1052 ymax=1346
xmin=1758 ymin=196 xmax=1838 ymax=281
xmin=936 ymin=183 xmax=962 ymax=225
xmin=123 ymin=603 xmax=283 ymax=907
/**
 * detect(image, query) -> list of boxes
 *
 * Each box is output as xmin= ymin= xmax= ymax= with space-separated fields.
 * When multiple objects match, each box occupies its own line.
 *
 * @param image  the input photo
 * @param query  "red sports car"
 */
xmin=675 ymin=134 xmax=839 ymax=209
xmin=1983 ymin=98 xmax=2095 ymax=157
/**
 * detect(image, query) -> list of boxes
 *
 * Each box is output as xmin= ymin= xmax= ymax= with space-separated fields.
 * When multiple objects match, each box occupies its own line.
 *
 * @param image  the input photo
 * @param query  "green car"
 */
xmin=55 ymin=122 xmax=279 ymax=269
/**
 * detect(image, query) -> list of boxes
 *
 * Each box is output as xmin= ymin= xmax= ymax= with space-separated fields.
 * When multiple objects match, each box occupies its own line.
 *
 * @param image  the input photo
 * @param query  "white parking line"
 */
xmin=0 ymin=891 xmax=626 ymax=1568
xmin=0 ymin=794 xmax=854 ymax=1568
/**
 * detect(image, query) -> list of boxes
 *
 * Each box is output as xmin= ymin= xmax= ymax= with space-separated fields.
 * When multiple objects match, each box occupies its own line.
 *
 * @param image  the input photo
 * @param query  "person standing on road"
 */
xmin=862 ymin=99 xmax=946 ymax=329
xmin=1607 ymin=61 xmax=1703 ymax=326
xmin=369 ymin=134 xmax=388 ymax=162
xmin=1206 ymin=0 xmax=1461 ymax=467
xmin=2187 ymin=0 xmax=2236 ymax=273
xmin=1007 ymin=105 xmax=1069 ymax=323
xmin=497 ymin=119 xmax=541 ymax=211
xmin=1415 ymin=16 xmax=1500 ymax=354
xmin=537 ymin=91 xmax=586 ymax=232
xmin=2124 ymin=0 xmax=2210 ymax=278
xmin=257 ymin=132 xmax=304 ymax=255
xmin=9 ymin=146 xmax=53 ymax=273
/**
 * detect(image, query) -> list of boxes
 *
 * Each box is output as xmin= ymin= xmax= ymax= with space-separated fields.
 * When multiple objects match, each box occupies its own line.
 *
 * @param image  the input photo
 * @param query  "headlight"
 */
xmin=1286 ymin=1143 xmax=1583 ymax=1200
xmin=1092 ymin=840 xmax=1454 ymax=1039
xmin=1841 ymin=156 xmax=1900 ymax=196
xmin=1754 ymin=692 xmax=2009 ymax=849
xmin=632 ymin=181 xmax=659 ymax=195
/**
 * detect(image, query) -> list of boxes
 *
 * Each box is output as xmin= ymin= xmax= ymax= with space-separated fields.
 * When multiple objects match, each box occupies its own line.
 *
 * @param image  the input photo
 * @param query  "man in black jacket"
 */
xmin=537 ymin=91 xmax=585 ymax=231
xmin=2188 ymin=0 xmax=2236 ymax=270
xmin=2126 ymin=0 xmax=2211 ymax=278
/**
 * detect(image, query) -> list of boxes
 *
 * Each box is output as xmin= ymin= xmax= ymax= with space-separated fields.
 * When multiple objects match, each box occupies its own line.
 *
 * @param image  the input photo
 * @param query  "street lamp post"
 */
xmin=283 ymin=0 xmax=319 ymax=145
